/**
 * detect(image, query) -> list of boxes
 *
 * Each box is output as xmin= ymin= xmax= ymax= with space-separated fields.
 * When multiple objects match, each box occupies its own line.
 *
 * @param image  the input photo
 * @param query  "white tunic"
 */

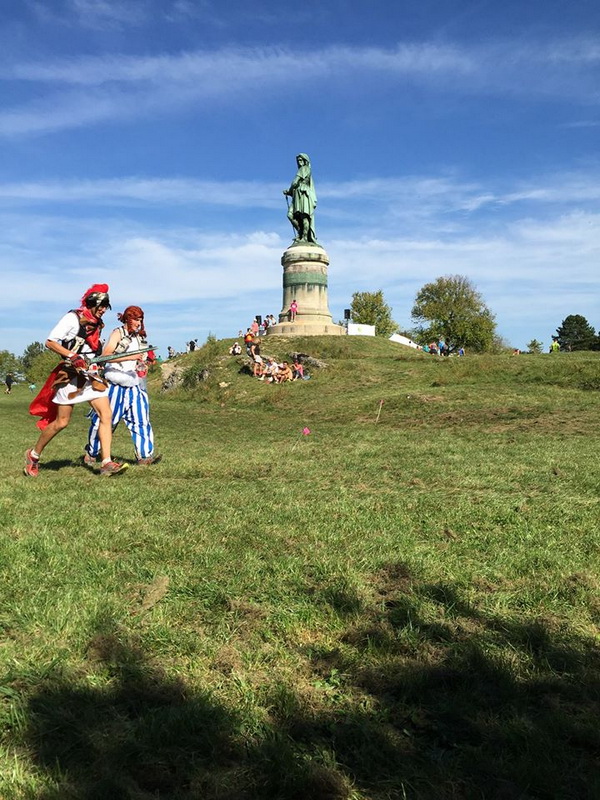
xmin=47 ymin=311 xmax=107 ymax=406
xmin=103 ymin=331 xmax=144 ymax=387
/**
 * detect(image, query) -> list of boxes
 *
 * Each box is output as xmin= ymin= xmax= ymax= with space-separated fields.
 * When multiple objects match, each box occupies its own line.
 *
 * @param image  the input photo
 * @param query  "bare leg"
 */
xmin=89 ymin=395 xmax=113 ymax=462
xmin=34 ymin=404 xmax=73 ymax=455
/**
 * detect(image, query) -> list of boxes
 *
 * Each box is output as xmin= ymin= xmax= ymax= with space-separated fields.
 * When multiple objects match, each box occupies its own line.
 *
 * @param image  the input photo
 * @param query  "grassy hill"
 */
xmin=1 ymin=338 xmax=599 ymax=799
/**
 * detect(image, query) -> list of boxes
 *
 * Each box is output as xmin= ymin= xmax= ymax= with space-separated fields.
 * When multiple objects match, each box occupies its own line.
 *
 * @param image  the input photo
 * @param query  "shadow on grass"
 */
xmin=37 ymin=459 xmax=75 ymax=473
xmin=290 ymin=564 xmax=600 ymax=799
xmin=24 ymin=569 xmax=600 ymax=800
xmin=25 ymin=628 xmax=349 ymax=800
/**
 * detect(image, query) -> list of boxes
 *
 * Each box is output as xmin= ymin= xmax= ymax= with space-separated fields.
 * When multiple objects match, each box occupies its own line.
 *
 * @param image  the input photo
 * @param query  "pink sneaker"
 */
xmin=24 ymin=449 xmax=39 ymax=477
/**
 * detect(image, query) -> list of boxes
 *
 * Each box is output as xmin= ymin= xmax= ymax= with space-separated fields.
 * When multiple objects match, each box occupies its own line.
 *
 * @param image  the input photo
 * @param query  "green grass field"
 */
xmin=1 ymin=337 xmax=599 ymax=799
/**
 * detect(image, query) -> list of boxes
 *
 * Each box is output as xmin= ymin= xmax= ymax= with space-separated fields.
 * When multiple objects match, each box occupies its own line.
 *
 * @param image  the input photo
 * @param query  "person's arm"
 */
xmin=46 ymin=338 xmax=76 ymax=360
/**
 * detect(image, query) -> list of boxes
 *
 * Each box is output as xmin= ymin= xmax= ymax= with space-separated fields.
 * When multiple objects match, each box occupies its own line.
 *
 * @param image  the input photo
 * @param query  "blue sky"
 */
xmin=1 ymin=0 xmax=599 ymax=355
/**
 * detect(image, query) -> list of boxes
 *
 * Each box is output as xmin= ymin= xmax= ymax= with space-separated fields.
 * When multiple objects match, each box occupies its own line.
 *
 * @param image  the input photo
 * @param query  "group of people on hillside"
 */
xmin=24 ymin=283 xmax=161 ymax=478
xmin=229 ymin=334 xmax=306 ymax=383
xmin=241 ymin=301 xmax=299 ymax=339
xmin=241 ymin=314 xmax=278 ymax=339
xmin=421 ymin=340 xmax=464 ymax=356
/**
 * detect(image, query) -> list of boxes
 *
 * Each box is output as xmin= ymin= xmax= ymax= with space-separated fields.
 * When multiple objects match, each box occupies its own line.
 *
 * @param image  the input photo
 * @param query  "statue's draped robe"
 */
xmin=287 ymin=154 xmax=318 ymax=242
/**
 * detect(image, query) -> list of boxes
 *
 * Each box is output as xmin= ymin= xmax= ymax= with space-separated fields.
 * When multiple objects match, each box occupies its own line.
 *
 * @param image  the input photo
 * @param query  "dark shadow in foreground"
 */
xmin=23 ymin=566 xmax=600 ymax=800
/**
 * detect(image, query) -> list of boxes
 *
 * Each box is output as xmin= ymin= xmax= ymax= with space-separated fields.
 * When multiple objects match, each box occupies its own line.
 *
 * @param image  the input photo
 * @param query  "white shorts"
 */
xmin=53 ymin=378 xmax=108 ymax=406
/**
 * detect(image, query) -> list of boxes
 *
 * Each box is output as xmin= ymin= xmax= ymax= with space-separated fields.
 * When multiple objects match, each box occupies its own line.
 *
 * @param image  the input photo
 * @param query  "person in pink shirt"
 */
xmin=292 ymin=359 xmax=304 ymax=380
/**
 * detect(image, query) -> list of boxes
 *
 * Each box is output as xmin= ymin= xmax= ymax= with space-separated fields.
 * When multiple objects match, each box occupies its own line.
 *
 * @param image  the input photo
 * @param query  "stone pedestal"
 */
xmin=267 ymin=243 xmax=345 ymax=337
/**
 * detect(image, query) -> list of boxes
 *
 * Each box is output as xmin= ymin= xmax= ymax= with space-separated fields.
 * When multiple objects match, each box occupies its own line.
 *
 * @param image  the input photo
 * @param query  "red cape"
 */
xmin=29 ymin=365 xmax=63 ymax=430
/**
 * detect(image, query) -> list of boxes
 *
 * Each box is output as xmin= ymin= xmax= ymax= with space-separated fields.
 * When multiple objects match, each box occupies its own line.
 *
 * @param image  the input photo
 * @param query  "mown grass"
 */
xmin=1 ymin=338 xmax=599 ymax=799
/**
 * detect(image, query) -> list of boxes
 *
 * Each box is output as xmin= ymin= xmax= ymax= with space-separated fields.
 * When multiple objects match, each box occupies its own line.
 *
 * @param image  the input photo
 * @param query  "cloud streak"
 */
xmin=1 ymin=168 xmax=599 ymax=220
xmin=0 ymin=37 xmax=598 ymax=136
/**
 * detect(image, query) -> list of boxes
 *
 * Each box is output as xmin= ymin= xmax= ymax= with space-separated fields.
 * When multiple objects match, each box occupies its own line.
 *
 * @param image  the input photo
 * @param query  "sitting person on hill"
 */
xmin=261 ymin=356 xmax=280 ymax=382
xmin=292 ymin=359 xmax=304 ymax=380
xmin=275 ymin=361 xmax=293 ymax=383
xmin=229 ymin=341 xmax=242 ymax=355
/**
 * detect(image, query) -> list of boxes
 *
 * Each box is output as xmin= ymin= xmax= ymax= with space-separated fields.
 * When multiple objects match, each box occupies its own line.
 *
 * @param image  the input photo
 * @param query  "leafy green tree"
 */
xmin=21 ymin=341 xmax=45 ymax=375
xmin=350 ymin=290 xmax=398 ymax=337
xmin=555 ymin=315 xmax=598 ymax=351
xmin=0 ymin=350 xmax=21 ymax=380
xmin=27 ymin=350 xmax=59 ymax=387
xmin=527 ymin=339 xmax=544 ymax=354
xmin=411 ymin=274 xmax=496 ymax=353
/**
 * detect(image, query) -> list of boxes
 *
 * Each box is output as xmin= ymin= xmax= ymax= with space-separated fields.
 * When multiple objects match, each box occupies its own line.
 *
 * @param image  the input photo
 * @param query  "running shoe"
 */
xmin=99 ymin=460 xmax=128 ymax=477
xmin=24 ymin=449 xmax=39 ymax=477
xmin=136 ymin=453 xmax=163 ymax=466
xmin=83 ymin=451 xmax=98 ymax=468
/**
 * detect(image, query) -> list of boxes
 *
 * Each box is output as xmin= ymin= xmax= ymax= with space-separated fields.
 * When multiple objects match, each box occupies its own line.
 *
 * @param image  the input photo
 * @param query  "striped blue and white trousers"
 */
xmin=87 ymin=383 xmax=155 ymax=460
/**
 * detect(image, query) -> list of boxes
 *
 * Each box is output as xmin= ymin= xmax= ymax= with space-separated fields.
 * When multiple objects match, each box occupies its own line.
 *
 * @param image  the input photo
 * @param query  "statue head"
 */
xmin=296 ymin=153 xmax=311 ymax=167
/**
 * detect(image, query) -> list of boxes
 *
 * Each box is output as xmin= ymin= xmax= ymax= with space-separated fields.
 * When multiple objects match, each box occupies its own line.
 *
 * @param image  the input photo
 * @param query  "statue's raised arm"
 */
xmin=283 ymin=153 xmax=318 ymax=245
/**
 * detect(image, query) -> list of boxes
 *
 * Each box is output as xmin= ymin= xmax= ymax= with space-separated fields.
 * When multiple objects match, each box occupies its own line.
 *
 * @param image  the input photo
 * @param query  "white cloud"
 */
xmin=26 ymin=0 xmax=149 ymax=30
xmin=1 ymin=157 xmax=598 ymax=355
xmin=1 ymin=168 xmax=599 ymax=226
xmin=1 ymin=36 xmax=598 ymax=136
xmin=0 ymin=177 xmax=281 ymax=208
xmin=1 ymin=203 xmax=598 ymax=352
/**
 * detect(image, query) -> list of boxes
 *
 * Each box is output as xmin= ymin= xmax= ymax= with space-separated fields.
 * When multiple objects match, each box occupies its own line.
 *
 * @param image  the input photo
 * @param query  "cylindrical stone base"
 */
xmin=267 ymin=243 xmax=345 ymax=337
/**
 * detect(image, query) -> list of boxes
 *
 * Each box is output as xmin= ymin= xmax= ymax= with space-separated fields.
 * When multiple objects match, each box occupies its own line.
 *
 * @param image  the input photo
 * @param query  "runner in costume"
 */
xmin=25 ymin=284 xmax=125 ymax=477
xmin=85 ymin=305 xmax=161 ymax=467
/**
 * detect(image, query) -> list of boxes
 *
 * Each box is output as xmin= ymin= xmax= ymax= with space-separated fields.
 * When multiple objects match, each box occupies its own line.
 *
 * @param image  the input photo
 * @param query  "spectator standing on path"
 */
xmin=251 ymin=318 xmax=260 ymax=337
xmin=289 ymin=299 xmax=298 ymax=322
xmin=24 ymin=283 xmax=125 ymax=477
xmin=5 ymin=373 xmax=14 ymax=394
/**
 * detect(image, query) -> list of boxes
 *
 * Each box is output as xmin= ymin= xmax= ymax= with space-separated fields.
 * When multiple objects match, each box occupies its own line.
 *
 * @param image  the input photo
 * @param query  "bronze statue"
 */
xmin=283 ymin=153 xmax=318 ymax=244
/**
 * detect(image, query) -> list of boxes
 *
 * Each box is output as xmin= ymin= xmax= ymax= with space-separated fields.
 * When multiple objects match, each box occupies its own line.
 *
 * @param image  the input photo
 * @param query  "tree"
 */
xmin=21 ymin=341 xmax=45 ymax=375
xmin=411 ymin=275 xmax=496 ymax=353
xmin=350 ymin=290 xmax=398 ymax=337
xmin=527 ymin=339 xmax=543 ymax=354
xmin=555 ymin=315 xmax=598 ymax=351
xmin=27 ymin=350 xmax=58 ymax=387
xmin=0 ymin=350 xmax=21 ymax=380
